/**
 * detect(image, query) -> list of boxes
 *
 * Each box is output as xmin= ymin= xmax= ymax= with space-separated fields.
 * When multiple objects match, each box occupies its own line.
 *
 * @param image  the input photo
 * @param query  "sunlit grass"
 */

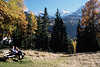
xmin=0 ymin=56 xmax=68 ymax=67
xmin=0 ymin=57 xmax=33 ymax=67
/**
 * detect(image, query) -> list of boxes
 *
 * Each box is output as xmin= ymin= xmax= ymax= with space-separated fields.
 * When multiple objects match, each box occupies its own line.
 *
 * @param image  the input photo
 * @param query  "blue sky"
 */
xmin=24 ymin=0 xmax=88 ymax=15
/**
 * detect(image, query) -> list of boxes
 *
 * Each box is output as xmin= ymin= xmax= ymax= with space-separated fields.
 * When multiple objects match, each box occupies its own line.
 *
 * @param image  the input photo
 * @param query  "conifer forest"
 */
xmin=1 ymin=0 xmax=100 ymax=67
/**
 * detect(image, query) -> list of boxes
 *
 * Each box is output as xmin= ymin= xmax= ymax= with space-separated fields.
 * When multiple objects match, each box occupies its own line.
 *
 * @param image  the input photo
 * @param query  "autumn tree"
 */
xmin=0 ymin=0 xmax=17 ymax=46
xmin=76 ymin=0 xmax=100 ymax=52
xmin=6 ymin=0 xmax=28 ymax=47
xmin=0 ymin=0 xmax=38 ymax=49
xmin=0 ymin=0 xmax=27 ymax=47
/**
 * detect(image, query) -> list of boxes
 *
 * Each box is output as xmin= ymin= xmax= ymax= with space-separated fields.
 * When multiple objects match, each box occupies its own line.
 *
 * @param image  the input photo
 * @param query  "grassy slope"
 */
xmin=0 ymin=50 xmax=68 ymax=67
xmin=0 ymin=50 xmax=100 ymax=67
xmin=0 ymin=56 xmax=67 ymax=67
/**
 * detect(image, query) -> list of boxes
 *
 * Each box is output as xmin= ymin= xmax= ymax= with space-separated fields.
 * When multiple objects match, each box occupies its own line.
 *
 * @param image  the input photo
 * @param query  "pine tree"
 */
xmin=11 ymin=23 xmax=22 ymax=47
xmin=50 ymin=9 xmax=68 ymax=52
xmin=25 ymin=11 xmax=37 ymax=49
xmin=41 ymin=8 xmax=49 ymax=50
xmin=35 ymin=15 xmax=42 ymax=49
xmin=35 ymin=8 xmax=49 ymax=50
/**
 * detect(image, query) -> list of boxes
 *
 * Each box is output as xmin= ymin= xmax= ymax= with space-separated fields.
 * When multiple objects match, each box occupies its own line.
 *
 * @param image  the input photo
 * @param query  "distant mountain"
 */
xmin=62 ymin=7 xmax=82 ymax=38
xmin=36 ymin=7 xmax=83 ymax=39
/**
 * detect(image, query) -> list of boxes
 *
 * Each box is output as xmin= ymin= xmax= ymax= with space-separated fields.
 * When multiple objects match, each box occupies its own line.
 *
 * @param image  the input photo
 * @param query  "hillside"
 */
xmin=47 ymin=7 xmax=82 ymax=39
xmin=63 ymin=7 xmax=82 ymax=38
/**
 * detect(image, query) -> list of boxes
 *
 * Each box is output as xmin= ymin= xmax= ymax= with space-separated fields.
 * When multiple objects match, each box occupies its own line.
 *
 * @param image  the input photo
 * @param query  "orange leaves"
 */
xmin=27 ymin=11 xmax=37 ymax=34
xmin=0 ymin=0 xmax=24 ymax=36
xmin=0 ymin=0 xmax=37 ymax=38
xmin=81 ymin=0 xmax=100 ymax=25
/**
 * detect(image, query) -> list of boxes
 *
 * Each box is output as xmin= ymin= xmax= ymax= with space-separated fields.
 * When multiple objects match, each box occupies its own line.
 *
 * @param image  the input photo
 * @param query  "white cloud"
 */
xmin=62 ymin=9 xmax=70 ymax=15
xmin=39 ymin=10 xmax=44 ymax=14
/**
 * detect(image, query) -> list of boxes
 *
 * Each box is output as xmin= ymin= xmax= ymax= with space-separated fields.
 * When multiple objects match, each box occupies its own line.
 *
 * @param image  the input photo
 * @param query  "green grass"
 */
xmin=0 ymin=57 xmax=33 ymax=67
xmin=0 ymin=56 xmax=67 ymax=67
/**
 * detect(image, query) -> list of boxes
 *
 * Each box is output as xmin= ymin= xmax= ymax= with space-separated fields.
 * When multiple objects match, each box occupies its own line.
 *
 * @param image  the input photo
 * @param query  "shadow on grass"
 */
xmin=0 ymin=57 xmax=26 ymax=64
xmin=0 ymin=57 xmax=6 ymax=62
